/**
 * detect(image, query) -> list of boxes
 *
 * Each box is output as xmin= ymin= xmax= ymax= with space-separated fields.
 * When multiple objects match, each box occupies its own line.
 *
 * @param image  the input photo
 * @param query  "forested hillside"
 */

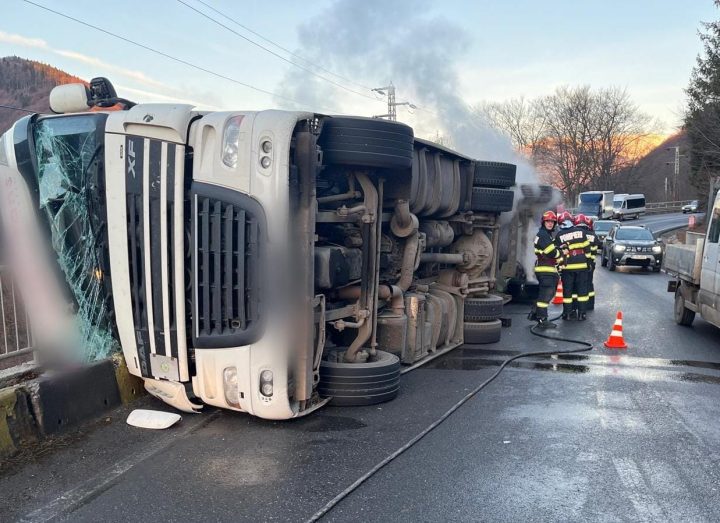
xmin=0 ymin=56 xmax=84 ymax=134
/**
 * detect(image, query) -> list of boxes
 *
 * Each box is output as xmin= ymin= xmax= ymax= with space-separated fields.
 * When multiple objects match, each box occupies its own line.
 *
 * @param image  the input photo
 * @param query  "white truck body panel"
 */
xmin=664 ymin=239 xmax=704 ymax=285
xmin=577 ymin=190 xmax=614 ymax=219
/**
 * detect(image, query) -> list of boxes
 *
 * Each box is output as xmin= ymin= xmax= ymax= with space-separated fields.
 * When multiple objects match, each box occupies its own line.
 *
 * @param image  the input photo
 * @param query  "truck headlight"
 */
xmin=223 ymin=366 xmax=241 ymax=408
xmin=222 ymin=115 xmax=244 ymax=168
xmin=261 ymin=382 xmax=274 ymax=397
xmin=652 ymin=245 xmax=662 ymax=253
xmin=613 ymin=245 xmax=626 ymax=252
xmin=260 ymin=369 xmax=273 ymax=397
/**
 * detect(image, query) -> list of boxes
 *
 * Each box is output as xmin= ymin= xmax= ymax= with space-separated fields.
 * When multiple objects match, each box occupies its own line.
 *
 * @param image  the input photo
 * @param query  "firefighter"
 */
xmin=576 ymin=214 xmax=599 ymax=310
xmin=529 ymin=210 xmax=563 ymax=328
xmin=555 ymin=211 xmax=592 ymax=320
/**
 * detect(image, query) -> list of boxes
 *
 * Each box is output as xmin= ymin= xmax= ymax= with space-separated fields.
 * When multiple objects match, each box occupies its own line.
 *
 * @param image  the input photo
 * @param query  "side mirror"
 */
xmin=49 ymin=83 xmax=91 ymax=113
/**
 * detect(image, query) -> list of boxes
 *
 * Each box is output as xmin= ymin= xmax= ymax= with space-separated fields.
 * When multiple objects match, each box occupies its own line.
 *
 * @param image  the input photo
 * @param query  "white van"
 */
xmin=613 ymin=193 xmax=645 ymax=220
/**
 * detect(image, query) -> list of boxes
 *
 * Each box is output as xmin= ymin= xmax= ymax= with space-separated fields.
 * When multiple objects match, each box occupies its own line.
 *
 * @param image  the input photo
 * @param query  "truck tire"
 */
xmin=473 ymin=161 xmax=516 ymax=188
xmin=318 ymin=117 xmax=414 ymax=170
xmin=674 ymin=290 xmax=695 ymax=326
xmin=470 ymin=187 xmax=514 ymax=213
xmin=464 ymin=295 xmax=503 ymax=322
xmin=319 ymin=350 xmax=401 ymax=406
xmin=463 ymin=319 xmax=502 ymax=344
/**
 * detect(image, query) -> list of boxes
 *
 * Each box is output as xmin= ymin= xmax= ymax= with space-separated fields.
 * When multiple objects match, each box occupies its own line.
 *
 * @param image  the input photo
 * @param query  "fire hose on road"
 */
xmin=306 ymin=311 xmax=592 ymax=522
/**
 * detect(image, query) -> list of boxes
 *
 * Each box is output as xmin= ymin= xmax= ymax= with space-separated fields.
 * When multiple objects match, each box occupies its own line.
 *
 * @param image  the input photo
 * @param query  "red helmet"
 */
xmin=558 ymin=211 xmax=573 ymax=224
xmin=583 ymin=215 xmax=593 ymax=229
xmin=574 ymin=213 xmax=587 ymax=226
xmin=541 ymin=210 xmax=557 ymax=223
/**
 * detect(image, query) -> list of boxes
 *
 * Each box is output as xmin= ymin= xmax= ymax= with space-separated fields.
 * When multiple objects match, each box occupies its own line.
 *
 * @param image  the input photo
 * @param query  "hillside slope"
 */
xmin=0 ymin=56 xmax=84 ymax=134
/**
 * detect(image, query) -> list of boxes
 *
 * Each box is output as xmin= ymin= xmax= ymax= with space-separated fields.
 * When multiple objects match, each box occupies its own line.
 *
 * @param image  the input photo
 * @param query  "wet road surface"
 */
xmin=2 ymin=266 xmax=720 ymax=522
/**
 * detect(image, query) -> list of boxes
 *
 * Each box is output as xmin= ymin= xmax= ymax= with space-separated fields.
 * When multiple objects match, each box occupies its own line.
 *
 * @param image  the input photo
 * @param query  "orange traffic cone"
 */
xmin=604 ymin=311 xmax=628 ymax=349
xmin=552 ymin=280 xmax=564 ymax=305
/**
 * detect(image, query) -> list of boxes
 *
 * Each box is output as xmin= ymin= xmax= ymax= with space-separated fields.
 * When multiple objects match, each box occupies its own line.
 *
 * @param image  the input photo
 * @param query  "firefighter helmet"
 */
xmin=574 ymin=213 xmax=587 ymax=226
xmin=583 ymin=214 xmax=594 ymax=229
xmin=558 ymin=211 xmax=573 ymax=223
xmin=541 ymin=210 xmax=557 ymax=223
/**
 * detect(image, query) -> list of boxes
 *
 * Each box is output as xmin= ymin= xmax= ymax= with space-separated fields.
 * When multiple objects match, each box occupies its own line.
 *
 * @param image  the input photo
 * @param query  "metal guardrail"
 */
xmin=568 ymin=200 xmax=695 ymax=216
xmin=0 ymin=264 xmax=35 ymax=364
xmin=645 ymin=200 xmax=696 ymax=214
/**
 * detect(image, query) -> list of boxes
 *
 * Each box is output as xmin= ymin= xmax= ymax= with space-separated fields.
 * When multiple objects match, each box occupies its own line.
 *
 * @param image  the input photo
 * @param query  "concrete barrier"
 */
xmin=0 ymin=355 xmax=144 ymax=458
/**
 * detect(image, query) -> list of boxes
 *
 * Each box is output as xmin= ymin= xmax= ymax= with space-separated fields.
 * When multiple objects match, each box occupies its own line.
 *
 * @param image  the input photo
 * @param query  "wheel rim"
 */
xmin=674 ymin=293 xmax=683 ymax=321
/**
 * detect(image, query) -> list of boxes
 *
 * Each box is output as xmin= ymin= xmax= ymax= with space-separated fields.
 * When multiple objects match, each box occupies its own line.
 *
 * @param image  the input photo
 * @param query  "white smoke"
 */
xmin=277 ymin=0 xmax=557 ymax=279
xmin=276 ymin=1 xmax=526 ymax=164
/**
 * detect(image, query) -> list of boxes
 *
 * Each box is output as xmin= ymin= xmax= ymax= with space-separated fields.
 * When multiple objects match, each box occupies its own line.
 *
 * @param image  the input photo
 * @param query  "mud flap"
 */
xmin=144 ymin=378 xmax=203 ymax=413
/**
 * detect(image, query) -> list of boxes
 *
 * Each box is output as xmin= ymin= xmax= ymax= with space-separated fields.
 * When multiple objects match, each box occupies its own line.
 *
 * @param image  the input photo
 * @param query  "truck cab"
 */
xmin=666 ymin=191 xmax=720 ymax=327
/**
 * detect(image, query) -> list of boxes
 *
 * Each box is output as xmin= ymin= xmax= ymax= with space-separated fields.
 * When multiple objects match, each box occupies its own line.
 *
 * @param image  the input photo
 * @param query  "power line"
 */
xmin=191 ymin=0 xmax=376 ymax=93
xmin=0 ymin=104 xmax=35 ymax=113
xmin=21 ymin=0 xmax=348 ymax=115
xmin=175 ymin=0 xmax=380 ymax=103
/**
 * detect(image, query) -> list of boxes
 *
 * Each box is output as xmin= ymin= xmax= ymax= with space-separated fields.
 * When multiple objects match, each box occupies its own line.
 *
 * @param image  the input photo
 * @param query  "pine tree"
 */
xmin=685 ymin=1 xmax=720 ymax=197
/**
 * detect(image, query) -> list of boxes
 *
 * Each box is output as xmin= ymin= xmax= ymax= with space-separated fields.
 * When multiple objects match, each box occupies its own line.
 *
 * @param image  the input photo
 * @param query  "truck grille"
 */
xmin=191 ymin=183 xmax=265 ymax=348
xmin=124 ymin=137 xmax=184 ymax=378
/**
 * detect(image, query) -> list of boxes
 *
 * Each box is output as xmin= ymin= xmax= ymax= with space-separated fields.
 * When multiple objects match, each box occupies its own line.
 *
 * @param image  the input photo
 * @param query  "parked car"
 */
xmin=601 ymin=225 xmax=663 ymax=272
xmin=682 ymin=200 xmax=699 ymax=214
xmin=592 ymin=219 xmax=620 ymax=242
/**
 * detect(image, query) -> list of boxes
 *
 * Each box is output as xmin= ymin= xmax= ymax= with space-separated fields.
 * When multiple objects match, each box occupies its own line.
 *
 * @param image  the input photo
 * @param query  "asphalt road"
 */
xmin=2 ymin=262 xmax=720 ymax=522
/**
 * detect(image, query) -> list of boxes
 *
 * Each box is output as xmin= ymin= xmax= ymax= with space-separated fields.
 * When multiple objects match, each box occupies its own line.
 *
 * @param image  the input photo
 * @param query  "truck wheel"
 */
xmin=473 ymin=161 xmax=516 ymax=188
xmin=319 ymin=350 xmax=401 ymax=406
xmin=318 ymin=117 xmax=414 ymax=170
xmin=674 ymin=290 xmax=695 ymax=326
xmin=464 ymin=294 xmax=503 ymax=322
xmin=463 ymin=319 xmax=502 ymax=344
xmin=470 ymin=187 xmax=514 ymax=213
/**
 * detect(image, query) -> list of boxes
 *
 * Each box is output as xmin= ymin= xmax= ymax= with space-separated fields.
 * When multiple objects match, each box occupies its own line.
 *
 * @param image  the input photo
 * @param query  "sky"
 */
xmin=1 ymin=0 xmax=717 ymax=145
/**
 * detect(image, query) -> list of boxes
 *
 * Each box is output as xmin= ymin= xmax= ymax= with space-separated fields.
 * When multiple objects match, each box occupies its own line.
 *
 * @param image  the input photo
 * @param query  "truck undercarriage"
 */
xmin=0 ymin=80 xmax=560 ymax=419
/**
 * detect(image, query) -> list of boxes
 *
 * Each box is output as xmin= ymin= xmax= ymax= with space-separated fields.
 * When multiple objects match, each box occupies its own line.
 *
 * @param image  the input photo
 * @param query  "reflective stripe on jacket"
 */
xmin=555 ymin=226 xmax=591 ymax=270
xmin=534 ymin=226 xmax=562 ymax=273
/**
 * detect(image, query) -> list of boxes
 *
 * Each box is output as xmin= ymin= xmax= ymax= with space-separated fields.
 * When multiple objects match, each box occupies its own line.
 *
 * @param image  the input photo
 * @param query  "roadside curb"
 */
xmin=0 ymin=355 xmax=145 ymax=459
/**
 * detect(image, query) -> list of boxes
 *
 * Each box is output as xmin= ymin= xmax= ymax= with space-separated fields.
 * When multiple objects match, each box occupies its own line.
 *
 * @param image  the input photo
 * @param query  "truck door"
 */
xmin=701 ymin=204 xmax=720 ymax=306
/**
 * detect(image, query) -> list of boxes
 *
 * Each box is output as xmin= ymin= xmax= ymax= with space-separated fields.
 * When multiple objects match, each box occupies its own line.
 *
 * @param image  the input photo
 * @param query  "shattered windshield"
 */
xmin=33 ymin=114 xmax=118 ymax=361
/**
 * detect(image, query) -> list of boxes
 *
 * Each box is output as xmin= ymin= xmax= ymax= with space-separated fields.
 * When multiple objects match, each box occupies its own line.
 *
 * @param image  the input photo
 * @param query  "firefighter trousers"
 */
xmin=588 ymin=267 xmax=595 ymax=309
xmin=535 ymin=272 xmax=559 ymax=320
xmin=561 ymin=269 xmax=589 ymax=315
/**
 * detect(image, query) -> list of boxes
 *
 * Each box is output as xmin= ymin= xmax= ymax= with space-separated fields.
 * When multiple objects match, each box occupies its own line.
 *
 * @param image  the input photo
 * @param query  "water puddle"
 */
xmin=424 ymin=353 xmax=720 ymax=386
xmin=455 ymin=346 xmax=720 ymax=372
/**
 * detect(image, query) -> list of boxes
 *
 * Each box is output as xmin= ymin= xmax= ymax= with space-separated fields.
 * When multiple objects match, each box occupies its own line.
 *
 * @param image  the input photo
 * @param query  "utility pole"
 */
xmin=665 ymin=146 xmax=686 ymax=201
xmin=372 ymin=83 xmax=416 ymax=121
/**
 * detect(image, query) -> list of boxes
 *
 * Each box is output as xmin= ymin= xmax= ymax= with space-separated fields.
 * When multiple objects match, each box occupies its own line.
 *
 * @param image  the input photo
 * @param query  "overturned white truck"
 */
xmin=0 ymin=78 xmax=542 ymax=420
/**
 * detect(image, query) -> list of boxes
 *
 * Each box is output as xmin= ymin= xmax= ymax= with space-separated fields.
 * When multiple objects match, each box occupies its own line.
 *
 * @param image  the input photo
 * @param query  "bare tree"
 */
xmin=478 ymin=97 xmax=547 ymax=159
xmin=480 ymin=85 xmax=653 ymax=203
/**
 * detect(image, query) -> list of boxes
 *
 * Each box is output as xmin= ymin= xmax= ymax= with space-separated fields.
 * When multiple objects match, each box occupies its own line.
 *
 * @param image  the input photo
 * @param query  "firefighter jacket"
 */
xmin=555 ymin=226 xmax=591 ymax=271
xmin=533 ymin=226 xmax=564 ymax=274
xmin=584 ymin=229 xmax=601 ymax=265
